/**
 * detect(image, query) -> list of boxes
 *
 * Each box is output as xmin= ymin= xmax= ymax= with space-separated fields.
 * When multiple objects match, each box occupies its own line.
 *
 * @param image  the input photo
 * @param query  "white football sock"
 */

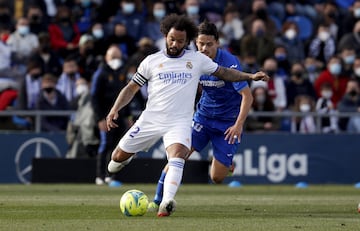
xmin=162 ymin=157 xmax=185 ymax=201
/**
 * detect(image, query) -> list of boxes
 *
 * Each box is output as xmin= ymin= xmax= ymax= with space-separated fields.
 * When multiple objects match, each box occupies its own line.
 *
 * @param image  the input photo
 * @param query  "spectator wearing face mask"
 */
xmin=338 ymin=20 xmax=360 ymax=56
xmin=110 ymin=0 xmax=144 ymax=42
xmin=245 ymin=86 xmax=280 ymax=132
xmin=36 ymin=73 xmax=69 ymax=132
xmin=75 ymin=34 xmax=100 ymax=81
xmin=337 ymin=79 xmax=360 ymax=133
xmin=286 ymin=62 xmax=316 ymax=108
xmin=339 ymin=46 xmax=356 ymax=76
xmin=90 ymin=22 xmax=107 ymax=57
xmin=144 ymin=1 xmax=167 ymax=48
xmin=352 ymin=56 xmax=360 ymax=85
xmin=308 ymin=23 xmax=336 ymax=65
xmin=66 ymin=77 xmax=99 ymax=158
xmin=90 ymin=45 xmax=131 ymax=185
xmin=315 ymin=82 xmax=338 ymax=133
xmin=182 ymin=0 xmax=202 ymax=25
xmin=27 ymin=4 xmax=48 ymax=35
xmin=272 ymin=45 xmax=291 ymax=79
xmin=314 ymin=56 xmax=350 ymax=107
xmin=274 ymin=21 xmax=305 ymax=64
xmin=105 ymin=22 xmax=137 ymax=59
xmin=291 ymin=95 xmax=317 ymax=134
xmin=7 ymin=17 xmax=39 ymax=71
xmin=340 ymin=0 xmax=360 ymax=36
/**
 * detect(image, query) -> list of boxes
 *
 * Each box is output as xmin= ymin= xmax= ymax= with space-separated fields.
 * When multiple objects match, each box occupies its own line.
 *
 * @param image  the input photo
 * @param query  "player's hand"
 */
xmin=224 ymin=125 xmax=242 ymax=144
xmin=106 ymin=110 xmax=119 ymax=131
xmin=251 ymin=71 xmax=270 ymax=81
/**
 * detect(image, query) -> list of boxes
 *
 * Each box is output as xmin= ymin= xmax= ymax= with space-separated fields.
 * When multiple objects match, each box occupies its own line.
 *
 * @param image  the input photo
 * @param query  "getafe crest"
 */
xmin=186 ymin=61 xmax=193 ymax=69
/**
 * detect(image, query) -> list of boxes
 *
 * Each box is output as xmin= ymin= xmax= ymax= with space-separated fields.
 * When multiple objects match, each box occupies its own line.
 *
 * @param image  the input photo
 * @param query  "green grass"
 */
xmin=0 ymin=184 xmax=359 ymax=231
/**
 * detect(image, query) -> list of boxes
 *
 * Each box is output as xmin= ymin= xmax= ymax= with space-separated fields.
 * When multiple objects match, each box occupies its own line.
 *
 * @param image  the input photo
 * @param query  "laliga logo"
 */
xmin=233 ymin=145 xmax=308 ymax=183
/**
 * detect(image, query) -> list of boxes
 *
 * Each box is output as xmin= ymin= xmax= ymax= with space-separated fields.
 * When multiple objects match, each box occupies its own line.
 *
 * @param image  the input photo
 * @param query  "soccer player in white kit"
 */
xmin=106 ymin=14 xmax=269 ymax=217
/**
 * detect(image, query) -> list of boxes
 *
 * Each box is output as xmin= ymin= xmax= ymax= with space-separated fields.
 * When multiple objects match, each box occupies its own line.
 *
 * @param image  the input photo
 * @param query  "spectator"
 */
xmin=0 ymin=3 xmax=14 ymax=31
xmin=275 ymin=21 xmax=305 ymax=64
xmin=243 ymin=0 xmax=278 ymax=37
xmin=308 ymin=23 xmax=336 ymax=65
xmin=339 ymin=46 xmax=356 ymax=77
xmin=36 ymin=73 xmax=69 ymax=132
xmin=0 ymin=25 xmax=12 ymax=78
xmin=252 ymin=57 xmax=287 ymax=111
xmin=32 ymin=32 xmax=62 ymax=77
xmin=76 ymin=34 xmax=100 ymax=81
xmin=90 ymin=22 xmax=108 ymax=57
xmin=13 ymin=59 xmax=44 ymax=129
xmin=182 ymin=0 xmax=202 ymax=25
xmin=304 ymin=56 xmax=324 ymax=83
xmin=105 ymin=22 xmax=137 ymax=60
xmin=215 ymin=4 xmax=244 ymax=51
xmin=291 ymin=94 xmax=317 ymax=134
xmin=56 ymin=56 xmax=81 ymax=108
xmin=340 ymin=0 xmax=360 ymax=36
xmin=338 ymin=20 xmax=360 ymax=56
xmin=91 ymin=45 xmax=130 ymax=185
xmin=240 ymin=19 xmax=276 ymax=65
xmin=7 ymin=17 xmax=39 ymax=73
xmin=318 ymin=1 xmax=340 ymax=41
xmin=273 ymin=45 xmax=291 ymax=79
xmin=27 ymin=4 xmax=48 ymax=35
xmin=48 ymin=5 xmax=81 ymax=59
xmin=314 ymin=56 xmax=350 ymax=107
xmin=337 ymin=79 xmax=360 ymax=132
xmin=110 ymin=0 xmax=145 ymax=42
xmin=72 ymin=0 xmax=99 ymax=34
xmin=245 ymin=86 xmax=280 ymax=132
xmin=315 ymin=82 xmax=338 ymax=133
xmin=144 ymin=1 xmax=166 ymax=46
xmin=286 ymin=62 xmax=316 ymax=108
xmin=66 ymin=77 xmax=99 ymax=158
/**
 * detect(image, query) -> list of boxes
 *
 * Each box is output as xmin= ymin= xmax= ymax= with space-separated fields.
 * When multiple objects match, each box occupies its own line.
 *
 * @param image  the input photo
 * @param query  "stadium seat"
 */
xmin=286 ymin=15 xmax=313 ymax=41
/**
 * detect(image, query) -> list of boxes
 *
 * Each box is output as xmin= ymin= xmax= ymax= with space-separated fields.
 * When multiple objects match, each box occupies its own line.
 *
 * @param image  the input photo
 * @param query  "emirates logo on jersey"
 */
xmin=186 ymin=62 xmax=193 ymax=69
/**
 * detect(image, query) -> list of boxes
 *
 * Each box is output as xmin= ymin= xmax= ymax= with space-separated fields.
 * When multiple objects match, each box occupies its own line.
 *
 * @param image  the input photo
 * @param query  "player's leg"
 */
xmin=107 ymin=147 xmax=134 ymax=173
xmin=209 ymin=132 xmax=238 ymax=184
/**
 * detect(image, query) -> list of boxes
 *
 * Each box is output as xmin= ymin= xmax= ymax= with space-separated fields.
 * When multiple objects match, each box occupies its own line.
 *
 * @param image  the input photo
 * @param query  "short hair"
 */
xmin=160 ymin=14 xmax=198 ymax=43
xmin=198 ymin=21 xmax=219 ymax=41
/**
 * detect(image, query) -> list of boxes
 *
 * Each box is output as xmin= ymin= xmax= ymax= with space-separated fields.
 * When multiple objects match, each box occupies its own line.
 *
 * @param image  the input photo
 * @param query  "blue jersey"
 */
xmin=194 ymin=48 xmax=249 ymax=121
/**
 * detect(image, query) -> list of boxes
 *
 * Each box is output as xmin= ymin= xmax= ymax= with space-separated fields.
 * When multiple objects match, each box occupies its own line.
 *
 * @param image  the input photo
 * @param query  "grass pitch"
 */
xmin=0 ymin=184 xmax=359 ymax=231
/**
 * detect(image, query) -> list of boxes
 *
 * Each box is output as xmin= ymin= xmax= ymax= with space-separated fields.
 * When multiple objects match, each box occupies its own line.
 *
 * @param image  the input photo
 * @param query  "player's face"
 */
xmin=196 ymin=34 xmax=219 ymax=60
xmin=165 ymin=28 xmax=187 ymax=57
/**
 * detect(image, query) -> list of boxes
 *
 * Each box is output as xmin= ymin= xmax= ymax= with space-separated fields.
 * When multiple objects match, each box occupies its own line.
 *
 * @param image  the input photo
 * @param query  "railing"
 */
xmin=0 ymin=110 xmax=358 ymax=133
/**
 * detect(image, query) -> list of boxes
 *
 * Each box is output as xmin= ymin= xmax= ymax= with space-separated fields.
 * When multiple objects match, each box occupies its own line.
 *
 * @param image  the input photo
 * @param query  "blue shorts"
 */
xmin=191 ymin=114 xmax=240 ymax=167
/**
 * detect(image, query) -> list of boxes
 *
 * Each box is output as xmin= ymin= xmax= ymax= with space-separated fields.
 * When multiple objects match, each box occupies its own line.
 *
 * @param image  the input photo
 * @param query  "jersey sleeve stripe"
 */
xmin=132 ymin=72 xmax=148 ymax=86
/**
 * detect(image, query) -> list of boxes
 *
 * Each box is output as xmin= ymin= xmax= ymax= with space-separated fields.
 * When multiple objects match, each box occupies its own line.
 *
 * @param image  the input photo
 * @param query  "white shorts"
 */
xmin=118 ymin=113 xmax=192 ymax=154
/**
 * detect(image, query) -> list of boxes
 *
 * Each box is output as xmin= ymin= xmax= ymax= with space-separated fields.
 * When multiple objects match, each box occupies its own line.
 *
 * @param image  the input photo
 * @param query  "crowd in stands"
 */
xmin=1 ymin=0 xmax=360 ymax=139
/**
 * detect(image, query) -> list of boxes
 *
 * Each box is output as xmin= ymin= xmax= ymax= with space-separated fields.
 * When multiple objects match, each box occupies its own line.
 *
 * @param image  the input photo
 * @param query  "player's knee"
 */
xmin=211 ymin=175 xmax=224 ymax=184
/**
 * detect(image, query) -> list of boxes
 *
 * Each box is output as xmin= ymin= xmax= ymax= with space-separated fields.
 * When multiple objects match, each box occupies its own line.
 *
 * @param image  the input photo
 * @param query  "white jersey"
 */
xmin=132 ymin=49 xmax=218 ymax=123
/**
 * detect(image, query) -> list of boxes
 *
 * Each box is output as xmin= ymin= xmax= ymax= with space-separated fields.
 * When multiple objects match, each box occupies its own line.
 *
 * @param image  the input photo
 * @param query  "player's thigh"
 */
xmin=191 ymin=121 xmax=210 ymax=153
xmin=119 ymin=120 xmax=162 ymax=154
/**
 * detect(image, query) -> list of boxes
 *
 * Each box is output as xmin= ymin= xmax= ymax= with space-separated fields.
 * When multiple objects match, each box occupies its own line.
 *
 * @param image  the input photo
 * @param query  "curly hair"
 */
xmin=160 ymin=14 xmax=198 ymax=43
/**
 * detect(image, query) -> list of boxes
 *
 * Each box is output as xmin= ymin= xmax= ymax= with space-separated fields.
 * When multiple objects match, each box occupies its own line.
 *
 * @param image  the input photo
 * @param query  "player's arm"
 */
xmin=106 ymin=80 xmax=141 ymax=130
xmin=213 ymin=66 xmax=269 ymax=82
xmin=224 ymin=86 xmax=253 ymax=144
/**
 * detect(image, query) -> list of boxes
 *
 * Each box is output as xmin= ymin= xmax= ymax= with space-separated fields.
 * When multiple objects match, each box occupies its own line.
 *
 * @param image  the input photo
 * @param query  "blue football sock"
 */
xmin=153 ymin=171 xmax=166 ymax=205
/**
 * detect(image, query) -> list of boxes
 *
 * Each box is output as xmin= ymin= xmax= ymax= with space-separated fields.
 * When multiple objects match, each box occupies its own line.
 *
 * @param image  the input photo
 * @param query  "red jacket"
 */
xmin=48 ymin=23 xmax=80 ymax=50
xmin=314 ymin=69 xmax=349 ymax=107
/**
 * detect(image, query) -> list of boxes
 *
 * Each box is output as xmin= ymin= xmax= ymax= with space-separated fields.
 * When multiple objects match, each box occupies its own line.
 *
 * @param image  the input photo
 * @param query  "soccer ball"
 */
xmin=120 ymin=189 xmax=149 ymax=216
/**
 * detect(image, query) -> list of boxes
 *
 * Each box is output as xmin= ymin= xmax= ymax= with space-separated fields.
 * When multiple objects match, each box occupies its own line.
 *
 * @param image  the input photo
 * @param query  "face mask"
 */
xmin=275 ymin=53 xmax=286 ymax=61
xmin=256 ymin=29 xmax=265 ymax=37
xmin=18 ymin=25 xmax=29 ymax=35
xmin=284 ymin=29 xmax=296 ymax=40
xmin=349 ymin=90 xmax=358 ymax=97
xmin=108 ymin=58 xmax=123 ymax=70
xmin=354 ymin=8 xmax=360 ymax=18
xmin=329 ymin=63 xmax=341 ymax=75
xmin=31 ymin=73 xmax=41 ymax=79
xmin=292 ymin=71 xmax=304 ymax=78
xmin=306 ymin=64 xmax=316 ymax=73
xmin=344 ymin=55 xmax=355 ymax=65
xmin=153 ymin=9 xmax=165 ymax=20
xmin=186 ymin=5 xmax=199 ymax=15
xmin=354 ymin=67 xmax=360 ymax=77
xmin=43 ymin=87 xmax=55 ymax=93
xmin=76 ymin=84 xmax=88 ymax=95
xmin=92 ymin=29 xmax=104 ymax=39
xmin=265 ymin=70 xmax=276 ymax=77
xmin=67 ymin=72 xmax=77 ymax=78
xmin=123 ymin=3 xmax=135 ymax=14
xmin=255 ymin=95 xmax=266 ymax=104
xmin=321 ymin=90 xmax=333 ymax=99
xmin=300 ymin=104 xmax=311 ymax=112
xmin=318 ymin=31 xmax=330 ymax=41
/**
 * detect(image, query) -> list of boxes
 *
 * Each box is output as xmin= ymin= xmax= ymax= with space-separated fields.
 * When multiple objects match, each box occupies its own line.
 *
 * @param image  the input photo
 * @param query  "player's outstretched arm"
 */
xmin=106 ymin=80 xmax=141 ymax=131
xmin=213 ymin=66 xmax=270 ymax=82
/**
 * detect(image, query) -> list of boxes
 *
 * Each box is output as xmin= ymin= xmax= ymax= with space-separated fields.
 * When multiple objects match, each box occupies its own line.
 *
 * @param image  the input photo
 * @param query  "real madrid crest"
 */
xmin=186 ymin=61 xmax=193 ymax=69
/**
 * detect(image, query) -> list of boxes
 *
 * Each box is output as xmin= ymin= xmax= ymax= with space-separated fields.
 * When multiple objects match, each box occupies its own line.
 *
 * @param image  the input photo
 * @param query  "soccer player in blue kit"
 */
xmin=147 ymin=21 xmax=253 ymax=211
